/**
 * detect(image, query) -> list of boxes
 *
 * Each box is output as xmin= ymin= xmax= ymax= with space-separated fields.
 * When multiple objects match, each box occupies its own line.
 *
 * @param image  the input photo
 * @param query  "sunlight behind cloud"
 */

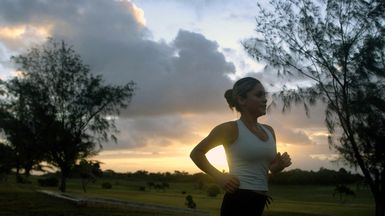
xmin=131 ymin=3 xmax=146 ymax=26
xmin=310 ymin=154 xmax=339 ymax=161
xmin=118 ymin=0 xmax=146 ymax=26
xmin=0 ymin=25 xmax=51 ymax=40
xmin=0 ymin=26 xmax=25 ymax=39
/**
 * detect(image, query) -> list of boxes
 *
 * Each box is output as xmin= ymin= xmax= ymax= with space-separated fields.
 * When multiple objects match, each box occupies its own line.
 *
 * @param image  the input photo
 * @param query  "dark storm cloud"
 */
xmin=0 ymin=0 xmax=235 ymax=116
xmin=0 ymin=0 xmax=331 ymax=154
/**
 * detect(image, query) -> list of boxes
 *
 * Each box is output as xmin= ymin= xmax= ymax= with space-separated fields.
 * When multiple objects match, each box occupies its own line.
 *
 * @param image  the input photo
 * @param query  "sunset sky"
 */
xmin=0 ymin=0 xmax=347 ymax=174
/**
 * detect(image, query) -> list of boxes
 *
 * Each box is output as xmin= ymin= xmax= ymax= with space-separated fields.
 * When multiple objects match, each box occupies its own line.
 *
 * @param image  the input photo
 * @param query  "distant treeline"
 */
xmin=99 ymin=167 xmax=364 ymax=186
xmin=269 ymin=168 xmax=364 ymax=185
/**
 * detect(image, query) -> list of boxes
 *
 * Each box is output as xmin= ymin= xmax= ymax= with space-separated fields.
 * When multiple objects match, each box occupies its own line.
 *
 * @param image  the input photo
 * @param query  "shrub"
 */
xmin=101 ymin=182 xmax=112 ymax=189
xmin=38 ymin=176 xmax=59 ymax=187
xmin=185 ymin=195 xmax=196 ymax=209
xmin=207 ymin=185 xmax=221 ymax=197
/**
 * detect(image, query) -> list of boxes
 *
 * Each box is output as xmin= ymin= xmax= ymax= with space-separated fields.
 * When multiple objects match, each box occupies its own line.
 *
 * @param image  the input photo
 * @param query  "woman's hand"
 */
xmin=270 ymin=152 xmax=292 ymax=173
xmin=215 ymin=173 xmax=240 ymax=193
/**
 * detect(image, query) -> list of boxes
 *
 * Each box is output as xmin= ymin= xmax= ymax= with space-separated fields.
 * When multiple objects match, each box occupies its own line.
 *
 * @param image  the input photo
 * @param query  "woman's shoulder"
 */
xmin=261 ymin=124 xmax=276 ymax=141
xmin=211 ymin=121 xmax=238 ymax=145
xmin=215 ymin=121 xmax=237 ymax=132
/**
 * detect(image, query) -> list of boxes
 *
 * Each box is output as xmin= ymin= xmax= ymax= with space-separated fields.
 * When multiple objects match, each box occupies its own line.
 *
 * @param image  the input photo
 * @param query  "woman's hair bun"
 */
xmin=224 ymin=89 xmax=235 ymax=109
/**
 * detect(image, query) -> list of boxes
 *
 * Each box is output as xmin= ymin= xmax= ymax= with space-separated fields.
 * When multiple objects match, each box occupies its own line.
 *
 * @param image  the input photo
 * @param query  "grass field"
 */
xmin=0 ymin=175 xmax=375 ymax=216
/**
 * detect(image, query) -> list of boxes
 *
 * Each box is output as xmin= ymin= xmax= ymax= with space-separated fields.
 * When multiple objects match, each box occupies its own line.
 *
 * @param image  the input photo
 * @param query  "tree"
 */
xmin=0 ymin=78 xmax=47 ymax=179
xmin=243 ymin=1 xmax=385 ymax=215
xmin=185 ymin=195 xmax=197 ymax=209
xmin=333 ymin=184 xmax=356 ymax=203
xmin=10 ymin=38 xmax=135 ymax=192
xmin=72 ymin=159 xmax=102 ymax=192
xmin=0 ymin=143 xmax=15 ymax=181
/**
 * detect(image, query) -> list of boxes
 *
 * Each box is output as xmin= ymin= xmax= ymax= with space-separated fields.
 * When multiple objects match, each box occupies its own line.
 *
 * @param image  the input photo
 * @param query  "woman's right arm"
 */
xmin=190 ymin=122 xmax=240 ymax=193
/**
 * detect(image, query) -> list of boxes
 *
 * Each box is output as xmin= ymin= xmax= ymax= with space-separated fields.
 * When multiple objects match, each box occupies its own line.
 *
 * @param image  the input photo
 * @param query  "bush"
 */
xmin=101 ymin=182 xmax=112 ymax=189
xmin=207 ymin=185 xmax=221 ymax=197
xmin=38 ymin=176 xmax=59 ymax=187
xmin=185 ymin=195 xmax=196 ymax=209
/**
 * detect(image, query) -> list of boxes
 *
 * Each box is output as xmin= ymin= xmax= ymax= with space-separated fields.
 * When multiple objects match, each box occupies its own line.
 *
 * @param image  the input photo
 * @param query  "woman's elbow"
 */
xmin=190 ymin=147 xmax=204 ymax=162
xmin=190 ymin=148 xmax=198 ymax=160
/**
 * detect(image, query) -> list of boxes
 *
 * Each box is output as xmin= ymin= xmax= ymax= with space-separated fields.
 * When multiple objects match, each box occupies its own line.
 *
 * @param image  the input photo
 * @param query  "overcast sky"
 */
xmin=0 ymin=0 xmax=349 ymax=173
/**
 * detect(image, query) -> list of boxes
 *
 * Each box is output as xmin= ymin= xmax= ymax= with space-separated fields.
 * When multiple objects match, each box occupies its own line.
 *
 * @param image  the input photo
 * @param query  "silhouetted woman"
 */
xmin=190 ymin=77 xmax=292 ymax=216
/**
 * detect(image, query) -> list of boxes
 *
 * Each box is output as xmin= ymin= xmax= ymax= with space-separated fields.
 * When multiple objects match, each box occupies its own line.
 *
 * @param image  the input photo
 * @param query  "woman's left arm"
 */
xmin=263 ymin=124 xmax=292 ymax=174
xmin=269 ymin=152 xmax=292 ymax=174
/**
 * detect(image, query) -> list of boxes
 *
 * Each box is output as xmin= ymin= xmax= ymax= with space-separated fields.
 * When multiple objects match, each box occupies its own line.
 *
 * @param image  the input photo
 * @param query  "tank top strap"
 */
xmin=259 ymin=124 xmax=274 ymax=141
xmin=236 ymin=119 xmax=247 ymax=134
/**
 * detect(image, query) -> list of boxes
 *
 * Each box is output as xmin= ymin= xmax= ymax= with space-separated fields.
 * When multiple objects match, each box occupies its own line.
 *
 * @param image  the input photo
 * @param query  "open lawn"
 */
xmin=0 ymin=178 xmax=184 ymax=216
xmin=0 ymin=175 xmax=374 ymax=216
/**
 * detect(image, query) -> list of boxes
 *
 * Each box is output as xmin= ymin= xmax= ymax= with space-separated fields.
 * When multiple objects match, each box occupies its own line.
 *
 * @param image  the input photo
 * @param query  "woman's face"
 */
xmin=239 ymin=83 xmax=268 ymax=117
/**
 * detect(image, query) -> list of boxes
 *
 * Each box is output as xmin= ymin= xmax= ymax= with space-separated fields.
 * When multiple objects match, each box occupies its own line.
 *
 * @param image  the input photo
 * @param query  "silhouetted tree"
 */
xmin=10 ymin=38 xmax=135 ymax=192
xmin=333 ymin=184 xmax=356 ymax=203
xmin=0 ymin=80 xmax=47 ymax=179
xmin=161 ymin=182 xmax=170 ymax=189
xmin=0 ymin=143 xmax=15 ymax=181
xmin=147 ymin=181 xmax=155 ymax=190
xmin=72 ymin=159 xmax=102 ymax=192
xmin=185 ymin=195 xmax=196 ymax=209
xmin=243 ymin=1 xmax=385 ymax=215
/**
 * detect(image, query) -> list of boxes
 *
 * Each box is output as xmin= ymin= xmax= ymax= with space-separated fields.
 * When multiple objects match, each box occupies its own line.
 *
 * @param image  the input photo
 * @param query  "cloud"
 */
xmin=276 ymin=127 xmax=315 ymax=146
xmin=0 ymin=0 xmax=236 ymax=116
xmin=0 ymin=0 xmax=341 ymax=172
xmin=309 ymin=154 xmax=339 ymax=161
xmin=102 ymin=114 xmax=203 ymax=150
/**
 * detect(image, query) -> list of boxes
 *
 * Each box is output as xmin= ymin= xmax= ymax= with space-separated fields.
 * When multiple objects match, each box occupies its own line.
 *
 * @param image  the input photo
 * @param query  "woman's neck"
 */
xmin=240 ymin=113 xmax=259 ymax=126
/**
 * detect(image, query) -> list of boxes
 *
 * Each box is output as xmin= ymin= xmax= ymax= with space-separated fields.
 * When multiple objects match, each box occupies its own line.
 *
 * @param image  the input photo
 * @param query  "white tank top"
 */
xmin=225 ymin=119 xmax=277 ymax=191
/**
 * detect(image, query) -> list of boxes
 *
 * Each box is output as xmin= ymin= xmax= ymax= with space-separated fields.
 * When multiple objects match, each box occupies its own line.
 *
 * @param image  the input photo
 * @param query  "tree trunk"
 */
xmin=81 ymin=179 xmax=87 ymax=192
xmin=375 ymin=195 xmax=385 ymax=216
xmin=59 ymin=173 xmax=66 ymax=192
xmin=24 ymin=165 xmax=31 ymax=178
xmin=59 ymin=166 xmax=69 ymax=192
xmin=15 ymin=159 xmax=21 ymax=183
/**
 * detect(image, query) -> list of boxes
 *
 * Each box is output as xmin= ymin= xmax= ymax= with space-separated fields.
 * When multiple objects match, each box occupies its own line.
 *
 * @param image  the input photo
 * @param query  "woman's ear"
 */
xmin=236 ymin=95 xmax=246 ymax=106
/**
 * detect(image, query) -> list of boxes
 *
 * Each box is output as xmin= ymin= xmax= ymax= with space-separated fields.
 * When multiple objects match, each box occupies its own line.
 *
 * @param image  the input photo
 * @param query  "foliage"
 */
xmin=4 ymin=38 xmax=135 ymax=192
xmin=243 ymin=1 xmax=385 ymax=215
xmin=101 ymin=168 xmax=362 ymax=186
xmin=185 ymin=195 xmax=196 ymax=209
xmin=0 ymin=79 xmax=46 ymax=177
xmin=0 ymin=144 xmax=15 ymax=178
xmin=333 ymin=184 xmax=356 ymax=202
xmin=72 ymin=159 xmax=102 ymax=192
xmin=270 ymin=167 xmax=363 ymax=185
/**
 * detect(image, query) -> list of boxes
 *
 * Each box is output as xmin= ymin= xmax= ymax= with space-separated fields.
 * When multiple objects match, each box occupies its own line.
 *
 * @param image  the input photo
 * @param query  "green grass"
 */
xmin=263 ymin=185 xmax=374 ymax=216
xmin=62 ymin=178 xmax=375 ymax=216
xmin=0 ymin=175 xmax=375 ymax=216
xmin=0 ymin=177 xmax=184 ymax=216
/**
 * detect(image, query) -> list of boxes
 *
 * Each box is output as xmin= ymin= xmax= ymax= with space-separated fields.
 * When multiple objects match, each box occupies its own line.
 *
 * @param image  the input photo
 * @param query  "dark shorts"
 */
xmin=220 ymin=189 xmax=271 ymax=216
